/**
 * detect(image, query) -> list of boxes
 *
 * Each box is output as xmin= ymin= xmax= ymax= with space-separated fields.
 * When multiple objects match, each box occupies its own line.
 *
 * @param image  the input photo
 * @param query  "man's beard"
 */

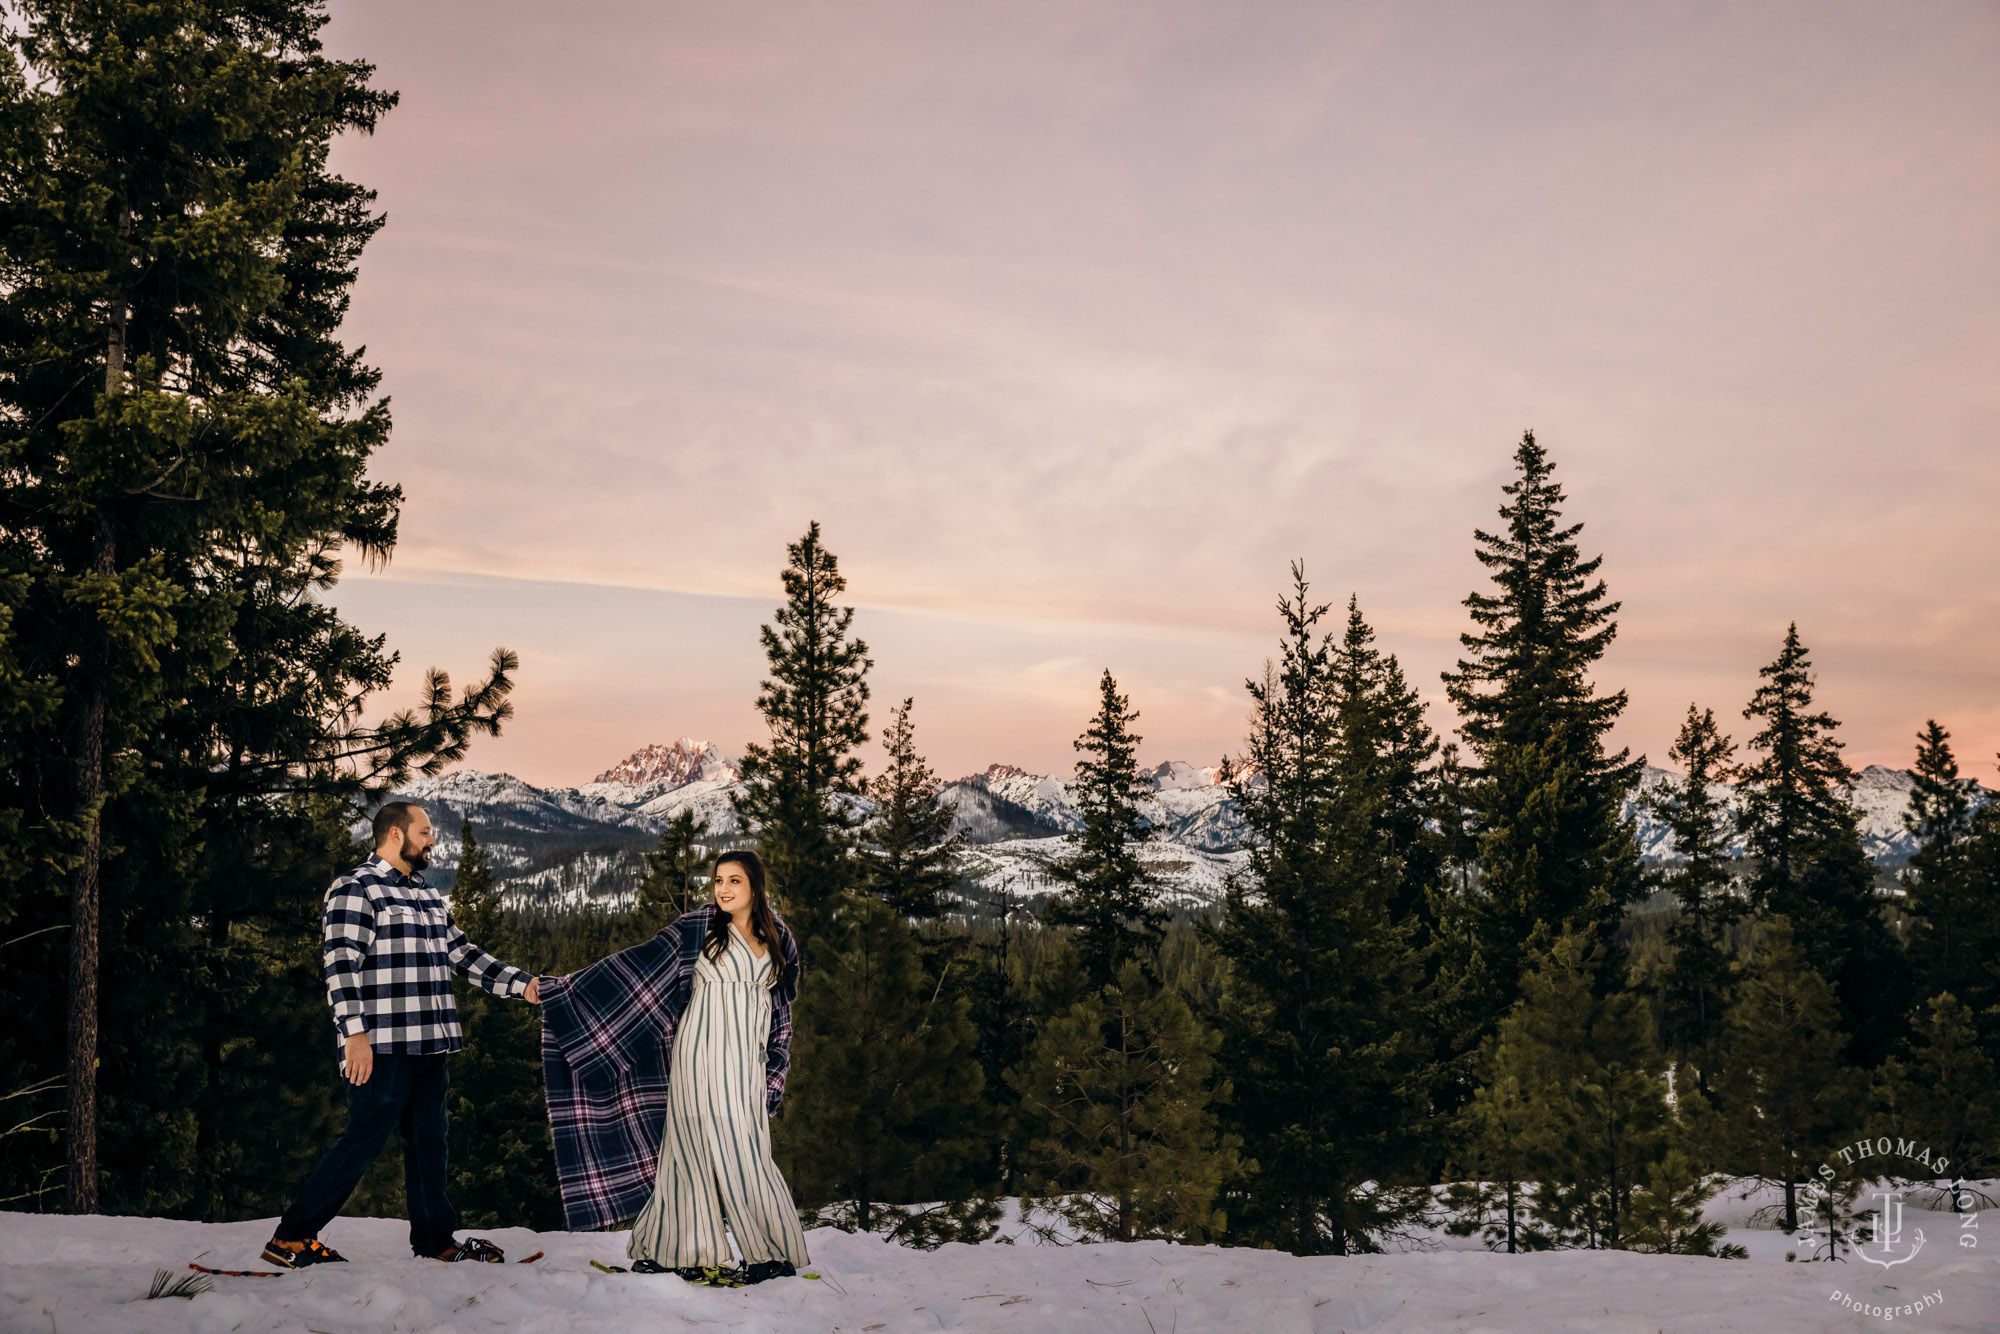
xmin=405 ymin=845 xmax=432 ymax=872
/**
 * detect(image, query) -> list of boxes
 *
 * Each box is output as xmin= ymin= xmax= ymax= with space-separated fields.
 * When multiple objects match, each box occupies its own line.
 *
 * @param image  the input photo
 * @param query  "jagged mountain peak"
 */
xmin=960 ymin=762 xmax=1033 ymax=788
xmin=592 ymin=738 xmax=738 ymax=788
xmin=1148 ymin=760 xmax=1215 ymax=790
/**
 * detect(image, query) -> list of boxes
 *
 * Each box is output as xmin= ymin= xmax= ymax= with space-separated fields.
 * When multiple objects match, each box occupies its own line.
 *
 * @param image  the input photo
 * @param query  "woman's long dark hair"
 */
xmin=704 ymin=849 xmax=782 ymax=970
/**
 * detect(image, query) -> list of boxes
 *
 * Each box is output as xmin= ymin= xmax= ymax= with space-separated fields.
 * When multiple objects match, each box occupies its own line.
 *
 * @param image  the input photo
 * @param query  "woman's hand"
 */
xmin=524 ymin=977 xmax=542 ymax=1004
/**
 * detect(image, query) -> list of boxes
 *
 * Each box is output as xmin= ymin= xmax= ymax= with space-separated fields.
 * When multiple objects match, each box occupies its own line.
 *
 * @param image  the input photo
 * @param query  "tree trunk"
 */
xmin=192 ymin=902 xmax=231 ymax=1218
xmin=66 ymin=269 xmax=127 ymax=1216
xmin=65 ymin=508 xmax=115 ymax=1214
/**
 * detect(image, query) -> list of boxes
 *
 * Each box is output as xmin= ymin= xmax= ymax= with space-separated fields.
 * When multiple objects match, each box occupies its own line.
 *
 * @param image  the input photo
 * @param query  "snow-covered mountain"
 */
xmin=1629 ymin=762 xmax=1974 ymax=863
xmin=591 ymin=737 xmax=739 ymax=788
xmin=396 ymin=741 xmax=1985 ymax=915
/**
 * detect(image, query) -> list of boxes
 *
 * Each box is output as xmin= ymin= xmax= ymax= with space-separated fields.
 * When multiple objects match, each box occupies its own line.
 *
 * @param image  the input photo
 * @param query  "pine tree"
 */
xmin=1010 ymin=959 xmax=1239 ymax=1243
xmin=1478 ymin=930 xmax=1670 ymax=1249
xmin=0 ymin=0 xmax=514 ymax=1215
xmin=1901 ymin=724 xmax=1994 ymax=1027
xmin=1644 ymin=705 xmax=1743 ymax=1103
xmin=860 ymin=698 xmax=960 ymax=919
xmin=1440 ymin=432 xmax=1644 ymax=1031
xmin=450 ymin=824 xmax=502 ymax=948
xmin=1042 ymin=671 xmax=1159 ymax=988
xmin=445 ymin=824 xmax=561 ymax=1231
xmin=964 ymin=890 xmax=1032 ymax=1196
xmin=1713 ymin=918 xmax=1858 ymax=1233
xmin=1624 ymin=1149 xmax=1744 ymax=1257
xmin=1880 ymin=994 xmax=1998 ymax=1211
xmin=732 ymin=521 xmax=873 ymax=955
xmin=1332 ymin=596 xmax=1441 ymax=924
xmin=621 ymin=809 xmax=708 ymax=946
xmin=1736 ymin=625 xmax=1905 ymax=1063
xmin=1215 ymin=570 xmax=1434 ymax=1255
xmin=1939 ymin=792 xmax=2000 ymax=1054
xmin=1443 ymin=1062 xmax=1552 ymax=1253
xmin=776 ymin=896 xmax=994 ymax=1245
xmin=1423 ymin=742 xmax=1490 ymax=1131
xmin=1906 ymin=721 xmax=1975 ymax=853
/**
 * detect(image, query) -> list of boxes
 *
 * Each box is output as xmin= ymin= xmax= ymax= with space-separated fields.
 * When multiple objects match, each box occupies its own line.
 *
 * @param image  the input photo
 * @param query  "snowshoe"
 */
xmin=675 ymin=1263 xmax=746 ymax=1287
xmin=742 ymin=1260 xmax=796 ymax=1284
xmin=433 ymin=1236 xmax=506 ymax=1263
xmin=260 ymin=1238 xmax=348 ymax=1269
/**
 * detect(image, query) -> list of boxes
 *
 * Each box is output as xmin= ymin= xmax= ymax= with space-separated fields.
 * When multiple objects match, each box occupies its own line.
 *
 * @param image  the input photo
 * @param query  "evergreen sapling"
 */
xmin=1041 ymin=671 xmax=1159 ymax=988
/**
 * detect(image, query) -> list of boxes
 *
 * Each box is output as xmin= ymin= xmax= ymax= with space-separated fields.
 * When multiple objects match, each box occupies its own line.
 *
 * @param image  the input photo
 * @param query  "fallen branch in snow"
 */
xmin=145 ymin=1270 xmax=211 ymax=1300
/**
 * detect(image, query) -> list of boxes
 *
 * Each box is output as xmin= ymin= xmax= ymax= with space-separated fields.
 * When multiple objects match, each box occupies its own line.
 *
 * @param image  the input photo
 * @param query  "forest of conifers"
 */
xmin=1 ymin=1 xmax=1994 ymax=1258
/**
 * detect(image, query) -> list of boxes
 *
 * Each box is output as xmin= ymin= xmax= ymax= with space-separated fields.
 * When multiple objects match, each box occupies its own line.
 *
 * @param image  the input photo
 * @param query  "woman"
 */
xmin=538 ymin=850 xmax=809 ymax=1284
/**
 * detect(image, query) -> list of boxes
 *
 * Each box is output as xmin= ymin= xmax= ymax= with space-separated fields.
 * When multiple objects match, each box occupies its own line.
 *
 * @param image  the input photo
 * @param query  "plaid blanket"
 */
xmin=539 ymin=904 xmax=801 ymax=1232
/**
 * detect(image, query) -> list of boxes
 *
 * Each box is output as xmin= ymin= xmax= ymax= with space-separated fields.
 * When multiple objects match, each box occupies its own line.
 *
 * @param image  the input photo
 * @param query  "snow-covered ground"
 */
xmin=4 ymin=1189 xmax=1995 ymax=1333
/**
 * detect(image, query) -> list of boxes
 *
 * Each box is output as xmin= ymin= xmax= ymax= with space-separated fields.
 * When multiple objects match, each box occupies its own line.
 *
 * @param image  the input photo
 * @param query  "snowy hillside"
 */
xmin=393 ymin=741 xmax=1988 ymax=916
xmin=4 ymin=1187 xmax=1995 ymax=1333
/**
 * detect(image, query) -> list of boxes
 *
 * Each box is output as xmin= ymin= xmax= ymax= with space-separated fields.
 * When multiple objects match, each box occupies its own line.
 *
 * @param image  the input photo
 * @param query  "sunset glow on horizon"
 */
xmin=322 ymin=0 xmax=2000 ymax=787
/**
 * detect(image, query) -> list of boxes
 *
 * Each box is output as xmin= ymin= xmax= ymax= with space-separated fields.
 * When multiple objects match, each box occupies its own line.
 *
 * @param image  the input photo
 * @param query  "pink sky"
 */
xmin=322 ymin=0 xmax=2000 ymax=787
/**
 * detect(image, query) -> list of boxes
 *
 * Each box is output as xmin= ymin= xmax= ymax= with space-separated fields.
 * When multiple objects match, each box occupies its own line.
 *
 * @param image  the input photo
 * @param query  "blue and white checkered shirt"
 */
xmin=323 ymin=853 xmax=531 ymax=1055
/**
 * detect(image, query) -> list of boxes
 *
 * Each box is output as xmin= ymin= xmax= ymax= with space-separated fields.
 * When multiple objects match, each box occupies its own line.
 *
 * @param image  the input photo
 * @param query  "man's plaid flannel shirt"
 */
xmin=323 ymin=852 xmax=531 ymax=1054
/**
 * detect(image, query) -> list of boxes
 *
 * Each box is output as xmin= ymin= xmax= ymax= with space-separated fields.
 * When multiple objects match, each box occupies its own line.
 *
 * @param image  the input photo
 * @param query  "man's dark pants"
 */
xmin=275 ymin=1051 xmax=457 ymax=1256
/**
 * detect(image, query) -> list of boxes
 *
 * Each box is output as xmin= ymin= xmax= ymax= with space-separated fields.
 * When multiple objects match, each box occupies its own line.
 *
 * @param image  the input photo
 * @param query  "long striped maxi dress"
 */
xmin=626 ymin=925 xmax=811 ymax=1268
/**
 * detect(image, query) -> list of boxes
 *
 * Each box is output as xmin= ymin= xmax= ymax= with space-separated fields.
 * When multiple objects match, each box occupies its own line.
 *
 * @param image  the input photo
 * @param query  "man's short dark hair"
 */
xmin=372 ymin=801 xmax=424 ymax=846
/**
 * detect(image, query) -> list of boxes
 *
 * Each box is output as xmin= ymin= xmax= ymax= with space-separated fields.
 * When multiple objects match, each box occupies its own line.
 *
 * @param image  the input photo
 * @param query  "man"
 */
xmin=262 ymin=801 xmax=542 ymax=1268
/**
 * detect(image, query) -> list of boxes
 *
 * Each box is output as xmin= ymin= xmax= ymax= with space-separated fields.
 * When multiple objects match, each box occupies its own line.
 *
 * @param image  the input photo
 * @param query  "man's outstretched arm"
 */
xmin=443 ymin=918 xmax=538 ymax=1002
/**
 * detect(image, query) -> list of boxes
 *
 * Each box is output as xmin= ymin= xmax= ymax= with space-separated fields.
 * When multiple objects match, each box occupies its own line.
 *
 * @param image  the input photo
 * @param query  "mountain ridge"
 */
xmin=393 ymin=739 xmax=1986 ymax=915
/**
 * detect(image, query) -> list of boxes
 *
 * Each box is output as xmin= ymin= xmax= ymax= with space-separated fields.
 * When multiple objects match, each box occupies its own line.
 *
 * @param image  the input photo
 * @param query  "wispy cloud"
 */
xmin=323 ymin=0 xmax=2000 ymax=783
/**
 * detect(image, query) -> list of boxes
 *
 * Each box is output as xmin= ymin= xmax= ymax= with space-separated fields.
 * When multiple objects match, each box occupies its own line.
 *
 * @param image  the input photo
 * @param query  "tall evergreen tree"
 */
xmin=1903 ymin=994 xmax=1998 ymax=1206
xmin=859 ymin=698 xmax=960 ymax=919
xmin=1900 ymin=723 xmax=1995 ymax=1028
xmin=964 ymin=891 xmax=1032 ymax=1196
xmin=1042 ymin=671 xmax=1159 ymax=987
xmin=446 ymin=824 xmax=560 ymax=1231
xmin=1440 ymin=432 xmax=1644 ymax=1027
xmin=1332 ymin=596 xmax=1441 ymax=923
xmin=1422 ymin=742 xmax=1490 ymax=1129
xmin=0 ymin=0 xmax=513 ymax=1215
xmin=1713 ymin=918 xmax=1858 ymax=1233
xmin=1644 ymin=705 xmax=1743 ymax=1103
xmin=1736 ymin=625 xmax=1904 ymax=1064
xmin=732 ymin=521 xmax=872 ymax=955
xmin=618 ymin=808 xmax=709 ymax=947
xmin=777 ymin=896 xmax=993 ymax=1246
xmin=1939 ymin=784 xmax=2000 ymax=1054
xmin=1010 ymin=959 xmax=1239 ymax=1243
xmin=1906 ymin=721 xmax=1975 ymax=854
xmin=1214 ymin=570 xmax=1433 ymax=1255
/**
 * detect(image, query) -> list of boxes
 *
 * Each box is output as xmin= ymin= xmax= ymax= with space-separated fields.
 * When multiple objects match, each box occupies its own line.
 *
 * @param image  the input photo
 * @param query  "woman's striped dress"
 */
xmin=626 ymin=925 xmax=811 ymax=1268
